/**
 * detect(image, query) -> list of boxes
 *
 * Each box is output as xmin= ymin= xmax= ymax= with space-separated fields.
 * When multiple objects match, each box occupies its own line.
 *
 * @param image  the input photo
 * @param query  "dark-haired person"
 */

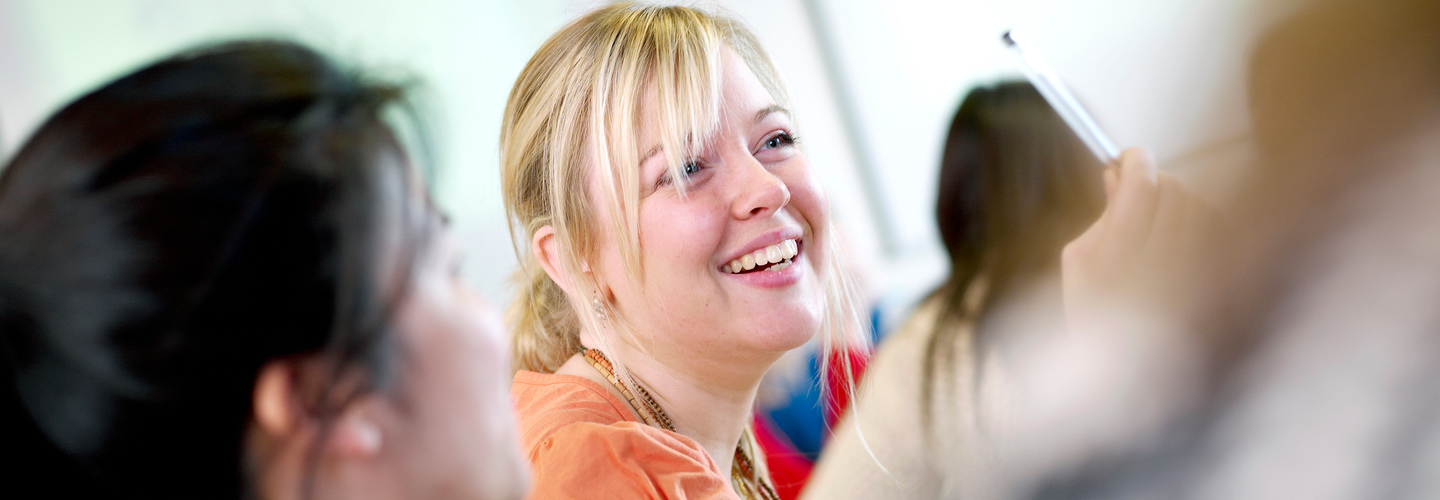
xmin=805 ymin=81 xmax=1109 ymax=499
xmin=0 ymin=40 xmax=528 ymax=499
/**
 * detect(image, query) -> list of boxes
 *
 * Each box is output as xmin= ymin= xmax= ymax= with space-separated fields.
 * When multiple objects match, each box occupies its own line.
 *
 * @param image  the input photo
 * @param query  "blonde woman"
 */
xmin=500 ymin=4 xmax=869 ymax=499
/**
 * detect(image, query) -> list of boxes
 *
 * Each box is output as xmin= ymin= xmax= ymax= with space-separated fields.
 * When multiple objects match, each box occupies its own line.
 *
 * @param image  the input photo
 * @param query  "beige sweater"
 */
xmin=803 ymin=298 xmax=1012 ymax=500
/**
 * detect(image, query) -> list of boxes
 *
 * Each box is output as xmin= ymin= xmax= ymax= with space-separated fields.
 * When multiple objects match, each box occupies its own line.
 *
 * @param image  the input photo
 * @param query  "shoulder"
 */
xmin=888 ymin=295 xmax=948 ymax=345
xmin=512 ymin=371 xmax=735 ymax=499
xmin=804 ymin=298 xmax=973 ymax=499
xmin=533 ymin=421 xmax=716 ymax=472
xmin=512 ymin=370 xmax=634 ymax=447
xmin=529 ymin=420 xmax=733 ymax=499
xmin=868 ymin=297 xmax=959 ymax=388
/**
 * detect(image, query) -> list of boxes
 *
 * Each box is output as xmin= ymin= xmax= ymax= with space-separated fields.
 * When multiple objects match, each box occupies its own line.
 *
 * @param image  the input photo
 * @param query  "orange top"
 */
xmin=512 ymin=370 xmax=738 ymax=500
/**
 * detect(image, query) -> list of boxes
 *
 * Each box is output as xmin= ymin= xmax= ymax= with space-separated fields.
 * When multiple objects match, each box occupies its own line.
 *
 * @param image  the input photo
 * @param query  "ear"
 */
xmin=254 ymin=360 xmax=304 ymax=438
xmin=254 ymin=360 xmax=383 ymax=460
xmin=532 ymin=225 xmax=572 ymax=292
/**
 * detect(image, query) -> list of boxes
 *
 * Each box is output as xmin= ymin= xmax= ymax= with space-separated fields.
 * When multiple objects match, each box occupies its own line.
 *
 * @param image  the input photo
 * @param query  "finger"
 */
xmin=1097 ymin=148 xmax=1160 ymax=259
xmin=1120 ymin=148 xmax=1157 ymax=185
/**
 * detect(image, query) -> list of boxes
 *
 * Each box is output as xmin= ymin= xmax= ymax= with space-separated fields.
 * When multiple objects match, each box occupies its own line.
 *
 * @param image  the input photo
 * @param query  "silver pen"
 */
xmin=1002 ymin=29 xmax=1121 ymax=165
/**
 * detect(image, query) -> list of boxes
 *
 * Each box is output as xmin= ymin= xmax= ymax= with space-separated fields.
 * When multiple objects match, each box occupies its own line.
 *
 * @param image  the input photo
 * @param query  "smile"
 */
xmin=722 ymin=239 xmax=799 ymax=274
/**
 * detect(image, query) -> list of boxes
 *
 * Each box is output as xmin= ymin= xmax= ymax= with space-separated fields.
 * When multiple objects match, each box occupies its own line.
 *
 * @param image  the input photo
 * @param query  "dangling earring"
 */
xmin=592 ymin=290 xmax=609 ymax=329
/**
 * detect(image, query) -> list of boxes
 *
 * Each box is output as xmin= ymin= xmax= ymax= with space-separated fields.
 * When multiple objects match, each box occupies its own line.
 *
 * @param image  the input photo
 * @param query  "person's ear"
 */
xmin=254 ymin=360 xmax=383 ymax=460
xmin=254 ymin=360 xmax=304 ymax=438
xmin=534 ymin=225 xmax=611 ymax=306
xmin=533 ymin=225 xmax=571 ymax=291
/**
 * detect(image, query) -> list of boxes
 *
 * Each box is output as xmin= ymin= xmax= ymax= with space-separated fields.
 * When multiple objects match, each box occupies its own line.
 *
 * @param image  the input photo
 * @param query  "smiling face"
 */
xmin=587 ymin=47 xmax=830 ymax=367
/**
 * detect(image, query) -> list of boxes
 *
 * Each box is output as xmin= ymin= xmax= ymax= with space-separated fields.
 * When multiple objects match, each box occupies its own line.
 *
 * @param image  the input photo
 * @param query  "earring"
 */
xmin=591 ymin=290 xmax=609 ymax=328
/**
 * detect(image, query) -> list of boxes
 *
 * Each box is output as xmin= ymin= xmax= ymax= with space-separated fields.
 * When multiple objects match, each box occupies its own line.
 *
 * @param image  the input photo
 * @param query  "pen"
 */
xmin=1002 ymin=29 xmax=1121 ymax=165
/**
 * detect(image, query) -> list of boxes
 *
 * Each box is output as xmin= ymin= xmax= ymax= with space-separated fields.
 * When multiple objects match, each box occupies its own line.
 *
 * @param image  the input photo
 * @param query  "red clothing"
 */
xmin=751 ymin=414 xmax=812 ymax=499
xmin=512 ymin=371 xmax=738 ymax=499
xmin=753 ymin=346 xmax=871 ymax=500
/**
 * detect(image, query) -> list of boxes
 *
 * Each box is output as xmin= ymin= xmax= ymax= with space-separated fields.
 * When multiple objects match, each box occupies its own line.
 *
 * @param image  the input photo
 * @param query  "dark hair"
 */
xmin=0 ymin=40 xmax=427 ymax=498
xmin=922 ymin=81 xmax=1104 ymax=428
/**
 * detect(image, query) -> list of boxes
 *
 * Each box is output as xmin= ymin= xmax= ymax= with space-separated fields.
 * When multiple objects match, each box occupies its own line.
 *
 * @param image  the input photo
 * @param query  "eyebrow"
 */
xmin=640 ymin=144 xmax=663 ymax=166
xmin=637 ymin=106 xmax=790 ymax=166
xmin=755 ymin=105 xmax=790 ymax=124
xmin=637 ymin=131 xmax=694 ymax=167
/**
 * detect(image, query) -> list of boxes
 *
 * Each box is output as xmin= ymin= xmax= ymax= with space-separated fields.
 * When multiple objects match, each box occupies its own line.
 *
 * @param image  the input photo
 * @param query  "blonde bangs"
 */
xmin=584 ymin=6 xmax=725 ymax=282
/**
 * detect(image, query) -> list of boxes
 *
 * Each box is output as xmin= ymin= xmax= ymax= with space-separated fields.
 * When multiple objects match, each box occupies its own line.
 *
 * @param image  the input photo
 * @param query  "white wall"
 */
xmin=0 ymin=0 xmax=1293 ymax=327
xmin=815 ymin=0 xmax=1299 ymax=326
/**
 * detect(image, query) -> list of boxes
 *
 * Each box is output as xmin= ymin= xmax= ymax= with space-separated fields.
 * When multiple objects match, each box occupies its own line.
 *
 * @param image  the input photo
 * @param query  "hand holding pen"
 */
xmin=1003 ymin=29 xmax=1155 ymax=179
xmin=1002 ymin=29 xmax=1214 ymax=313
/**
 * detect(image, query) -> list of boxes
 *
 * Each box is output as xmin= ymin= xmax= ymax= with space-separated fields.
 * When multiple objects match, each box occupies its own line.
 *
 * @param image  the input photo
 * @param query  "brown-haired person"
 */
xmin=821 ymin=0 xmax=1440 ymax=497
xmin=0 ymin=41 xmax=528 ymax=499
xmin=499 ymin=4 xmax=871 ymax=499
xmin=806 ymin=81 xmax=1109 ymax=499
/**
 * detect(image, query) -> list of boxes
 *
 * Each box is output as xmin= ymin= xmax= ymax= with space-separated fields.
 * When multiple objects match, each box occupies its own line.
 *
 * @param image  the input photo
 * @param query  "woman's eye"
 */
xmin=762 ymin=131 xmax=797 ymax=150
xmin=658 ymin=161 xmax=702 ymax=187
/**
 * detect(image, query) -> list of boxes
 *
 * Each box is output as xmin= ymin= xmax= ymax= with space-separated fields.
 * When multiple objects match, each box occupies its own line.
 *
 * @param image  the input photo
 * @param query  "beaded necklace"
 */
xmin=582 ymin=348 xmax=780 ymax=500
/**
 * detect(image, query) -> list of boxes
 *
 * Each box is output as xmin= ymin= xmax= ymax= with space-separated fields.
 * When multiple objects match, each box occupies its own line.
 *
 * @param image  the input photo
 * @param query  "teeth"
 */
xmin=723 ymin=239 xmax=801 ymax=274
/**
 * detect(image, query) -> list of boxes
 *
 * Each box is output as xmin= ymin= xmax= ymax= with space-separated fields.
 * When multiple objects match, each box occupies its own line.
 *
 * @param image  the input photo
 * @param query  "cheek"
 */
xmin=599 ymin=198 xmax=727 ymax=325
xmin=783 ymin=162 xmax=831 ymax=258
xmin=793 ymin=172 xmax=829 ymax=227
xmin=396 ymin=291 xmax=514 ymax=443
xmin=397 ymin=303 xmax=527 ymax=497
xmin=637 ymin=198 xmax=728 ymax=277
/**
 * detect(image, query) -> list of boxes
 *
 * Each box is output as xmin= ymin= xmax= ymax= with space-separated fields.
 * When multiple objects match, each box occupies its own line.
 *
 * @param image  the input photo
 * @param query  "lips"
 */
xmin=722 ymin=238 xmax=799 ymax=274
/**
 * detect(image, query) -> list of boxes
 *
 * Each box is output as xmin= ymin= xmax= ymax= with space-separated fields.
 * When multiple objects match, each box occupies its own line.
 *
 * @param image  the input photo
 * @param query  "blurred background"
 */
xmin=0 ymin=0 xmax=1299 ymax=329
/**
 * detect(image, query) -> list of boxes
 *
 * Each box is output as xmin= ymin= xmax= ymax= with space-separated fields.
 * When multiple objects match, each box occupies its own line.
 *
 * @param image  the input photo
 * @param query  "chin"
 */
xmin=749 ymin=308 xmax=823 ymax=352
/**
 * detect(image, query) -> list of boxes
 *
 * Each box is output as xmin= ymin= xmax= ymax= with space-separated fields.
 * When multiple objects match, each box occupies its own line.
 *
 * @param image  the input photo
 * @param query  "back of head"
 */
xmin=0 ymin=40 xmax=412 ymax=498
xmin=934 ymin=81 xmax=1104 ymax=304
xmin=922 ymin=81 xmax=1104 ymax=422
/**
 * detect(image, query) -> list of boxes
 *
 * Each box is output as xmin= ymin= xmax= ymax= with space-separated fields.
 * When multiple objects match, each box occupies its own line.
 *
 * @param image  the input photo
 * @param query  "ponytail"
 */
xmin=507 ymin=256 xmax=582 ymax=373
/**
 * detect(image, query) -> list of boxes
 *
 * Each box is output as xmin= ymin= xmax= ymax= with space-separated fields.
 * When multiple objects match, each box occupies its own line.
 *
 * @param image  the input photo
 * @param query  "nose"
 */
xmin=730 ymin=155 xmax=790 ymax=220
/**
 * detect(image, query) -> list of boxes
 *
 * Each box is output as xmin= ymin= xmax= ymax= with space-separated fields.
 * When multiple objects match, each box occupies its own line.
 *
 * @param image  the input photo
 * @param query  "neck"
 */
xmin=572 ymin=328 xmax=781 ymax=475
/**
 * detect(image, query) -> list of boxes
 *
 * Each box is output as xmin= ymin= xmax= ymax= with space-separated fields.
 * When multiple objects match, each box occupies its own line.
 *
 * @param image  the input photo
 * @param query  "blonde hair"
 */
xmin=500 ymin=3 xmax=870 ymax=404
